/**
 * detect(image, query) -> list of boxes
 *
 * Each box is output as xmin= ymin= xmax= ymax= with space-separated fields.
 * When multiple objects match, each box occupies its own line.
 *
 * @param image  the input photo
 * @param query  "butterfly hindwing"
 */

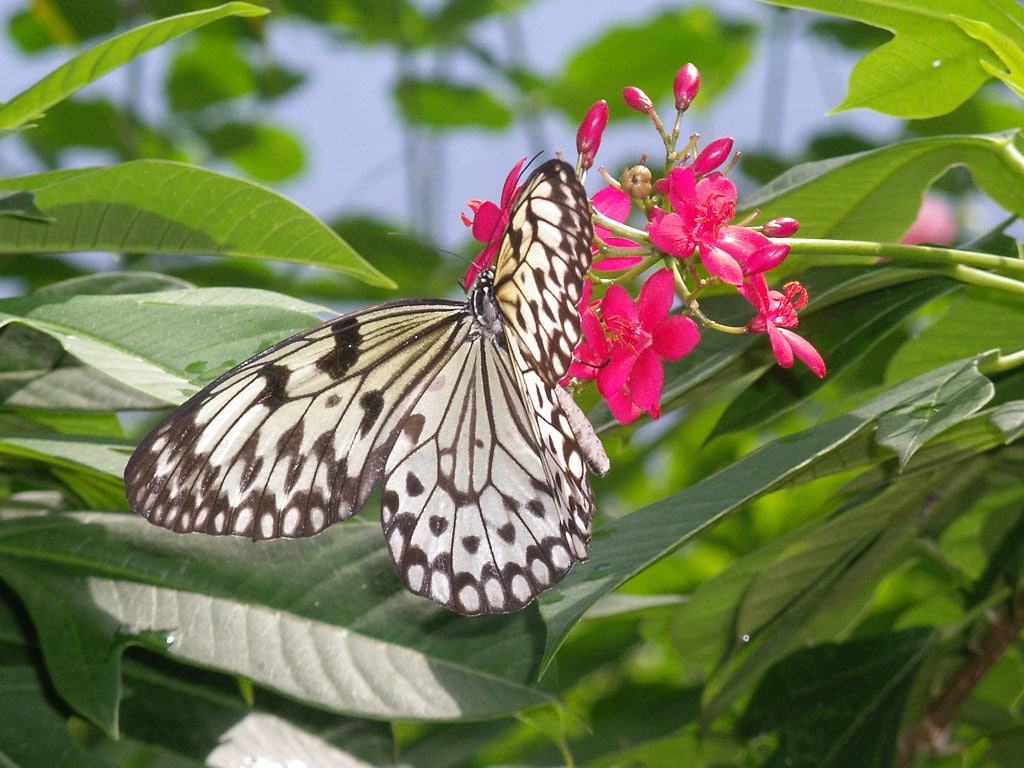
xmin=382 ymin=336 xmax=580 ymax=614
xmin=494 ymin=158 xmax=594 ymax=385
xmin=125 ymin=301 xmax=468 ymax=539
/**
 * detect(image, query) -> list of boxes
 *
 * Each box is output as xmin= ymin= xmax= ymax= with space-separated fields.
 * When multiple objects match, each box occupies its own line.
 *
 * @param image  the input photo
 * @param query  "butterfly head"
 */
xmin=469 ymin=266 xmax=502 ymax=340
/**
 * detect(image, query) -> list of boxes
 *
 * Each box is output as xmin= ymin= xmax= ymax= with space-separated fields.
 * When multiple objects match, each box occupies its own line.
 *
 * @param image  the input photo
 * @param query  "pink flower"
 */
xmin=647 ymin=165 xmax=788 ymax=284
xmin=592 ymin=186 xmax=642 ymax=271
xmin=595 ymin=269 xmax=700 ymax=423
xmin=461 ymin=157 xmax=526 ymax=288
xmin=740 ymin=275 xmax=825 ymax=378
xmin=576 ymin=100 xmax=608 ymax=170
xmin=901 ymin=195 xmax=957 ymax=245
xmin=561 ymin=281 xmax=606 ymax=385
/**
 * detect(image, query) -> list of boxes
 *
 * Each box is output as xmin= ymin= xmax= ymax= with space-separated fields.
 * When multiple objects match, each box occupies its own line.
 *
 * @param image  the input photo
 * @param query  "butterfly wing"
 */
xmin=381 ymin=335 xmax=585 ymax=614
xmin=125 ymin=300 xmax=470 ymax=539
xmin=493 ymin=158 xmax=594 ymax=385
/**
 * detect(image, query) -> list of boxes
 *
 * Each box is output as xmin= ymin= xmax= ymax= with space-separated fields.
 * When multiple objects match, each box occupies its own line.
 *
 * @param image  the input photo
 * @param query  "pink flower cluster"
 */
xmin=459 ymin=63 xmax=825 ymax=425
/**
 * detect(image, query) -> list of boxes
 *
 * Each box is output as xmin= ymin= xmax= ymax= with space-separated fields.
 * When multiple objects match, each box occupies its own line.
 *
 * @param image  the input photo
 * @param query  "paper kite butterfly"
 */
xmin=125 ymin=159 xmax=610 ymax=615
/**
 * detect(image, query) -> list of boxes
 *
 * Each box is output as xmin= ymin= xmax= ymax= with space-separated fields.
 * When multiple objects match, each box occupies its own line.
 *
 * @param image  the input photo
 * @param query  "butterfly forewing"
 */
xmin=494 ymin=159 xmax=594 ymax=385
xmin=125 ymin=301 xmax=468 ymax=539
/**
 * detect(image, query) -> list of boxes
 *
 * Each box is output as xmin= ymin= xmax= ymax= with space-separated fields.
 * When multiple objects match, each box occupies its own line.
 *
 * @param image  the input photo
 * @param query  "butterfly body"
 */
xmin=126 ymin=159 xmax=606 ymax=614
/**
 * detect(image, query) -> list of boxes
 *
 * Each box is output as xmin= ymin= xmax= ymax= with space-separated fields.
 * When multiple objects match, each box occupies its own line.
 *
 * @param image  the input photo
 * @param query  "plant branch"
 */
xmin=897 ymin=589 xmax=1024 ymax=766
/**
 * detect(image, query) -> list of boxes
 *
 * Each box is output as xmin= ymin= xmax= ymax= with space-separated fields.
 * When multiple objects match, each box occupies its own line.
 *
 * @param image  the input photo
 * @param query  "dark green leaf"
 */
xmin=876 ymin=360 xmax=994 ymax=466
xmin=0 ymin=162 xmax=393 ymax=287
xmin=167 ymin=35 xmax=255 ymax=112
xmin=0 ymin=191 xmax=49 ymax=222
xmin=738 ymin=629 xmax=934 ymax=768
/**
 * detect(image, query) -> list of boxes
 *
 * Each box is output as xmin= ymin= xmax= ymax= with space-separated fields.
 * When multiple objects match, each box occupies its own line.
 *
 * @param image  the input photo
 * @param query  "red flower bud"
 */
xmin=691 ymin=137 xmax=733 ymax=176
xmin=576 ymin=99 xmax=608 ymax=170
xmin=673 ymin=63 xmax=700 ymax=111
xmin=622 ymin=85 xmax=653 ymax=114
xmin=763 ymin=217 xmax=800 ymax=238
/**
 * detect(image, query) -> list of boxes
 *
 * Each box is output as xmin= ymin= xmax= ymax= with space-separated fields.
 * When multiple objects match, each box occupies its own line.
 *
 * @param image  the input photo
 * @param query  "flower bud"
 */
xmin=673 ymin=63 xmax=700 ymax=111
xmin=691 ymin=137 xmax=733 ymax=176
xmin=763 ymin=217 xmax=800 ymax=238
xmin=622 ymin=86 xmax=653 ymax=114
xmin=619 ymin=164 xmax=652 ymax=199
xmin=576 ymin=99 xmax=608 ymax=170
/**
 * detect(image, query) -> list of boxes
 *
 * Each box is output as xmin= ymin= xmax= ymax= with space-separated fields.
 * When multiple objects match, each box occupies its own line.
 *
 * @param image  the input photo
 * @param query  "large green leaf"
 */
xmin=0 ymin=283 xmax=325 ymax=403
xmin=0 ymin=514 xmax=554 ymax=732
xmin=760 ymin=0 xmax=1024 ymax=117
xmin=394 ymin=79 xmax=513 ymax=130
xmin=742 ymin=132 xmax=1024 ymax=241
xmin=0 ymin=3 xmax=270 ymax=130
xmin=538 ymin=357 xmax=992 ymax=669
xmin=738 ymin=629 xmax=934 ymax=768
xmin=0 ymin=162 xmax=393 ymax=287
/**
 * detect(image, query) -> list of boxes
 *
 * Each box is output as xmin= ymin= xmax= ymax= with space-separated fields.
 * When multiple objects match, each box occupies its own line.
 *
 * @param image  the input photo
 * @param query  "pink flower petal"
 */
xmin=597 ymin=349 xmax=636 ymax=397
xmin=739 ymin=273 xmax=770 ymax=313
xmin=628 ymin=347 xmax=664 ymax=415
xmin=592 ymin=186 xmax=631 ymax=222
xmin=593 ymin=255 xmax=644 ymax=271
xmin=579 ymin=308 xmax=608 ymax=357
xmin=665 ymin=166 xmax=697 ymax=211
xmin=698 ymin=243 xmax=744 ymax=285
xmin=767 ymin=323 xmax=794 ymax=368
xmin=777 ymin=328 xmax=826 ymax=378
xmin=499 ymin=158 xmax=527 ymax=208
xmin=605 ymin=386 xmax=641 ymax=424
xmin=471 ymin=201 xmax=502 ymax=243
xmin=601 ymin=285 xmax=639 ymax=325
xmin=647 ymin=212 xmax=695 ymax=258
xmin=651 ymin=315 xmax=700 ymax=359
xmin=744 ymin=242 xmax=790 ymax=275
xmin=695 ymin=173 xmax=737 ymax=221
xmin=638 ymin=268 xmax=675 ymax=329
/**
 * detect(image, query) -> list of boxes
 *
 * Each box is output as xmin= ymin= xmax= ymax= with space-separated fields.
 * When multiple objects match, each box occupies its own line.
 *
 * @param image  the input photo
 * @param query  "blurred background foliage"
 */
xmin=1 ymin=1 xmax=1023 ymax=767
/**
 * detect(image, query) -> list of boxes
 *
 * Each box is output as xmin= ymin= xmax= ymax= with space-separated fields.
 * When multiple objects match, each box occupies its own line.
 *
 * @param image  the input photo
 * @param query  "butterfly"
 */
xmin=124 ymin=159 xmax=609 ymax=615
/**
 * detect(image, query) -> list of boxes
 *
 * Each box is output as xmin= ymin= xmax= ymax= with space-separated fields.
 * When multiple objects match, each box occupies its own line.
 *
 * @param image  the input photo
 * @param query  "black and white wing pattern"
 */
xmin=125 ymin=301 xmax=469 ymax=539
xmin=494 ymin=159 xmax=594 ymax=385
xmin=126 ymin=157 xmax=606 ymax=616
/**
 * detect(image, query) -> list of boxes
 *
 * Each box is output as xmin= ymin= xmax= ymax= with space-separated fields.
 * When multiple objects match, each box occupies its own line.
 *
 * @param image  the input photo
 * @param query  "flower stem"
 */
xmin=932 ymin=264 xmax=1024 ymax=297
xmin=983 ymin=348 xmax=1024 ymax=375
xmin=782 ymin=238 xmax=1024 ymax=278
xmin=669 ymin=260 xmax=746 ymax=333
xmin=591 ymin=210 xmax=649 ymax=242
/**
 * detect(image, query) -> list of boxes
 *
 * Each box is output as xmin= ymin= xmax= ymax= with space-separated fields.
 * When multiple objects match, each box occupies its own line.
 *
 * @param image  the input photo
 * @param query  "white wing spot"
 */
xmin=511 ymin=574 xmax=530 ymax=602
xmin=431 ymin=571 xmax=450 ymax=603
xmin=233 ymin=508 xmax=253 ymax=534
xmin=407 ymin=564 xmax=425 ymax=591
xmin=260 ymin=513 xmax=275 ymax=538
xmin=458 ymin=585 xmax=480 ymax=613
xmin=282 ymin=508 xmax=300 ymax=536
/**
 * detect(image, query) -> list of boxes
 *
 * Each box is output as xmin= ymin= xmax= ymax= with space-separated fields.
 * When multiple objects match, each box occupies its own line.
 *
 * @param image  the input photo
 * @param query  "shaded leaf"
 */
xmin=202 ymin=122 xmax=305 ymax=181
xmin=395 ymin=78 xmax=513 ymax=131
xmin=0 ymin=191 xmax=49 ymax=222
xmin=0 ymin=3 xmax=270 ymax=130
xmin=0 ymin=514 xmax=554 ymax=725
xmin=0 ymin=162 xmax=393 ymax=287
xmin=167 ymin=34 xmax=255 ymax=112
xmin=738 ymin=629 xmax=934 ymax=768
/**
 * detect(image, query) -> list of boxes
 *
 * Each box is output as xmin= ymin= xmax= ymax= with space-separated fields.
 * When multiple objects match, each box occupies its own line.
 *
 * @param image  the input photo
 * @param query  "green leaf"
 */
xmin=953 ymin=15 xmax=1024 ymax=100
xmin=991 ymin=400 xmax=1024 ymax=443
xmin=395 ymin=78 xmax=513 ymax=130
xmin=713 ymin=277 xmax=958 ymax=436
xmin=539 ymin=356 xmax=991 ymax=670
xmin=0 ymin=162 xmax=393 ymax=287
xmin=0 ymin=191 xmax=49 ymax=222
xmin=876 ymin=359 xmax=994 ymax=466
xmin=202 ymin=122 xmax=305 ymax=182
xmin=0 ymin=282 xmax=326 ymax=403
xmin=888 ymin=287 xmax=1024 ymax=381
xmin=742 ymin=132 xmax=1024 ymax=241
xmin=0 ymin=3 xmax=270 ymax=130
xmin=549 ymin=8 xmax=753 ymax=120
xmin=760 ymin=0 xmax=1024 ymax=118
xmin=737 ymin=629 xmax=934 ymax=768
xmin=0 ymin=433 xmax=129 ymax=478
xmin=0 ymin=662 xmax=114 ymax=767
xmin=166 ymin=34 xmax=255 ymax=112
xmin=0 ymin=514 xmax=555 ymax=726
